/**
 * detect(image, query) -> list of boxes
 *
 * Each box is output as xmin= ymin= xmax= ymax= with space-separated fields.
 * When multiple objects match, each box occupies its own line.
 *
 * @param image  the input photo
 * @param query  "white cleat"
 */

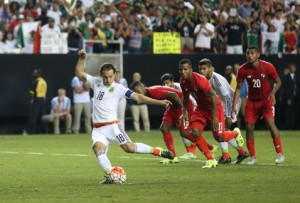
xmin=275 ymin=154 xmax=285 ymax=164
xmin=247 ymin=156 xmax=257 ymax=165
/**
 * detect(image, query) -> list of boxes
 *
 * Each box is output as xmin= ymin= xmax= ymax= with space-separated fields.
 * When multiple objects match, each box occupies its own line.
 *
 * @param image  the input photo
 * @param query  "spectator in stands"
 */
xmin=237 ymin=0 xmax=255 ymax=19
xmin=36 ymin=7 xmax=50 ymax=26
xmin=247 ymin=21 xmax=260 ymax=48
xmin=11 ymin=0 xmax=26 ymax=13
xmin=226 ymin=15 xmax=246 ymax=54
xmin=0 ymin=30 xmax=7 ymax=53
xmin=151 ymin=8 xmax=163 ymax=31
xmin=224 ymin=65 xmax=237 ymax=90
xmin=22 ymin=0 xmax=38 ymax=20
xmin=93 ymin=18 xmax=107 ymax=53
xmin=71 ymin=76 xmax=91 ymax=134
xmin=102 ymin=20 xmax=114 ymax=52
xmin=260 ymin=12 xmax=273 ymax=32
xmin=26 ymin=69 xmax=47 ymax=134
xmin=46 ymin=0 xmax=61 ymax=26
xmin=157 ymin=15 xmax=173 ymax=32
xmin=176 ymin=6 xmax=195 ymax=53
xmin=41 ymin=17 xmax=61 ymax=33
xmin=128 ymin=16 xmax=144 ymax=53
xmin=4 ymin=30 xmax=16 ymax=52
xmin=9 ymin=1 xmax=20 ymax=16
xmin=67 ymin=16 xmax=83 ymax=53
xmin=79 ymin=12 xmax=94 ymax=53
xmin=130 ymin=72 xmax=150 ymax=132
xmin=272 ymin=8 xmax=285 ymax=33
xmin=42 ymin=88 xmax=72 ymax=135
xmin=283 ymin=21 xmax=298 ymax=54
xmin=114 ymin=18 xmax=130 ymax=53
xmin=194 ymin=13 xmax=214 ymax=53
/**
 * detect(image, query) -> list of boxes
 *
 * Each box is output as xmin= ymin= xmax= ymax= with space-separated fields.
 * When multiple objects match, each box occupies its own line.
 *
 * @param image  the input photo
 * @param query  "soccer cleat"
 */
xmin=154 ymin=147 xmax=174 ymax=159
xmin=210 ymin=145 xmax=219 ymax=157
xmin=218 ymin=156 xmax=232 ymax=164
xmin=99 ymin=175 xmax=114 ymax=184
xmin=202 ymin=159 xmax=218 ymax=169
xmin=275 ymin=154 xmax=285 ymax=164
xmin=234 ymin=127 xmax=244 ymax=148
xmin=247 ymin=156 xmax=257 ymax=165
xmin=179 ymin=152 xmax=197 ymax=159
xmin=234 ymin=152 xmax=249 ymax=164
xmin=160 ymin=157 xmax=179 ymax=164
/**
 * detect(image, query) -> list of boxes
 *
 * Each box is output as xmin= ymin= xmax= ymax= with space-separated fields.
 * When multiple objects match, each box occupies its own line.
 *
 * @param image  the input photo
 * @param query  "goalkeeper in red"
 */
xmin=232 ymin=46 xmax=285 ymax=165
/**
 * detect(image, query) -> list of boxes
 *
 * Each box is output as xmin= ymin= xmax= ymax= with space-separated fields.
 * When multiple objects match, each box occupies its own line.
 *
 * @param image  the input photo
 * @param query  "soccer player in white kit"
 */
xmin=75 ymin=50 xmax=174 ymax=183
xmin=198 ymin=58 xmax=249 ymax=164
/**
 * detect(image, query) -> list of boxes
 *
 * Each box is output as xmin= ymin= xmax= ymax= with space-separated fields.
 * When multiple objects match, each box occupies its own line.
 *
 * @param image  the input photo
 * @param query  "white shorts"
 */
xmin=91 ymin=123 xmax=132 ymax=148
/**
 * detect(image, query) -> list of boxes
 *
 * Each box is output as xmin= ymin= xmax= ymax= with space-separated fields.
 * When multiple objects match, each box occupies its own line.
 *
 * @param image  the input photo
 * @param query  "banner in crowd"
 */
xmin=18 ymin=22 xmax=40 ymax=54
xmin=40 ymin=33 xmax=68 ymax=54
xmin=260 ymin=32 xmax=284 ymax=54
xmin=153 ymin=32 xmax=181 ymax=54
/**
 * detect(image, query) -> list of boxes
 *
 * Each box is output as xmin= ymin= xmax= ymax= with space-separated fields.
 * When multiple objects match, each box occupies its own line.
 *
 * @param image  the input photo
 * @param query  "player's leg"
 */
xmin=245 ymin=122 xmax=257 ymax=164
xmin=263 ymin=101 xmax=285 ymax=164
xmin=140 ymin=104 xmax=150 ymax=132
xmin=72 ymin=103 xmax=82 ymax=134
xmin=83 ymin=102 xmax=92 ymax=133
xmin=131 ymin=104 xmax=140 ymax=132
xmin=65 ymin=113 xmax=72 ymax=133
xmin=159 ymin=121 xmax=179 ymax=163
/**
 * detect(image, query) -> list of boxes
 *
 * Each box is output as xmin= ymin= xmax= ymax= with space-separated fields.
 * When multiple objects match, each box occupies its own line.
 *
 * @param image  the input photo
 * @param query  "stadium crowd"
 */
xmin=0 ymin=0 xmax=300 ymax=54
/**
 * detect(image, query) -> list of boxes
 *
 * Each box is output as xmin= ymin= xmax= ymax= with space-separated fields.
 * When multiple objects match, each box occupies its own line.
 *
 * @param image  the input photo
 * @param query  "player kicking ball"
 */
xmin=198 ymin=58 xmax=249 ymax=164
xmin=75 ymin=49 xmax=174 ymax=183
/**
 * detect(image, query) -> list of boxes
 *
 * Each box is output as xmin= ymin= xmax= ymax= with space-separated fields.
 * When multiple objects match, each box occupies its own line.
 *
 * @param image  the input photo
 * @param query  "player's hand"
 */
xmin=179 ymin=109 xmax=188 ymax=126
xmin=211 ymin=117 xmax=219 ymax=132
xmin=78 ymin=49 xmax=86 ymax=59
xmin=268 ymin=93 xmax=276 ymax=105
xmin=225 ymin=117 xmax=232 ymax=129
xmin=161 ymin=100 xmax=172 ymax=108
xmin=231 ymin=107 xmax=237 ymax=119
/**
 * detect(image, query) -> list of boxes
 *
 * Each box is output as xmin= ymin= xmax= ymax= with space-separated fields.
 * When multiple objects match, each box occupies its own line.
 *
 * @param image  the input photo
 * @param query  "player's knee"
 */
xmin=191 ymin=129 xmax=201 ymax=138
xmin=159 ymin=125 xmax=169 ymax=133
xmin=213 ymin=135 xmax=223 ymax=142
xmin=121 ymin=143 xmax=135 ymax=153
xmin=93 ymin=143 xmax=105 ymax=154
xmin=180 ymin=131 xmax=188 ymax=137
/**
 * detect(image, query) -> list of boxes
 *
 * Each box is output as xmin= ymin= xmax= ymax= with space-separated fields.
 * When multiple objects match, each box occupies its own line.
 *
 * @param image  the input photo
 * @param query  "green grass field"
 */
xmin=0 ymin=130 xmax=300 ymax=203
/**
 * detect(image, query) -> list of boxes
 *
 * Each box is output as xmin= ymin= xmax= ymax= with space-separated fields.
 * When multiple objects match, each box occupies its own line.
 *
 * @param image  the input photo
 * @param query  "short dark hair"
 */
xmin=198 ymin=58 xmax=212 ymax=67
xmin=247 ymin=46 xmax=259 ymax=52
xmin=99 ymin=63 xmax=116 ymax=74
xmin=33 ymin=69 xmax=42 ymax=75
xmin=288 ymin=62 xmax=296 ymax=69
xmin=179 ymin=58 xmax=192 ymax=67
xmin=130 ymin=81 xmax=144 ymax=90
xmin=160 ymin=73 xmax=174 ymax=83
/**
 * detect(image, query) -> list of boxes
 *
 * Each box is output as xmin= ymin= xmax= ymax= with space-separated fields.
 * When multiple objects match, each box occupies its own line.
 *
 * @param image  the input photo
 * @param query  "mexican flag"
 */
xmin=260 ymin=31 xmax=284 ymax=54
xmin=18 ymin=22 xmax=41 ymax=54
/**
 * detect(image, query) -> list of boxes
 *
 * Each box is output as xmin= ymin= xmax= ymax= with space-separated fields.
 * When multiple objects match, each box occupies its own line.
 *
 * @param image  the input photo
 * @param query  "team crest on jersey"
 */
xmin=261 ymin=74 xmax=265 ymax=79
xmin=109 ymin=87 xmax=114 ymax=92
xmin=247 ymin=75 xmax=252 ymax=78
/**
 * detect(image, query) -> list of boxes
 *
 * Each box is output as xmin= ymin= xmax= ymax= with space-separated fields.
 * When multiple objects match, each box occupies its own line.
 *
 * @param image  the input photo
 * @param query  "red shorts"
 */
xmin=163 ymin=102 xmax=193 ymax=132
xmin=190 ymin=104 xmax=225 ymax=137
xmin=245 ymin=99 xmax=275 ymax=123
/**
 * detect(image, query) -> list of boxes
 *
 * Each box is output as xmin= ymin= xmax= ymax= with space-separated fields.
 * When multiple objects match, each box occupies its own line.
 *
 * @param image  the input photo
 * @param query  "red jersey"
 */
xmin=237 ymin=60 xmax=278 ymax=101
xmin=180 ymin=72 xmax=221 ymax=111
xmin=146 ymin=86 xmax=183 ymax=108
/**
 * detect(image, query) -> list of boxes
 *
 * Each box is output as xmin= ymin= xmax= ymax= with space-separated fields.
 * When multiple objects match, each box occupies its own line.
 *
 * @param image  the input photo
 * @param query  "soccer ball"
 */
xmin=107 ymin=166 xmax=127 ymax=184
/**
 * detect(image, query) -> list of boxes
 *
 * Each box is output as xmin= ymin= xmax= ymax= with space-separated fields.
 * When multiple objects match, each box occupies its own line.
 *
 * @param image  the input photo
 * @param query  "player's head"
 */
xmin=179 ymin=58 xmax=193 ymax=80
xmin=246 ymin=46 xmax=260 ymax=64
xmin=160 ymin=73 xmax=175 ymax=87
xmin=131 ymin=81 xmax=146 ymax=95
xmin=198 ymin=58 xmax=213 ymax=79
xmin=99 ymin=63 xmax=117 ymax=86
xmin=32 ymin=69 xmax=42 ymax=78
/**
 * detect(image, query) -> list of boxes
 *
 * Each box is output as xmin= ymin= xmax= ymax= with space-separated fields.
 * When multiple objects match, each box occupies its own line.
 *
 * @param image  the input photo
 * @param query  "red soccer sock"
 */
xmin=273 ymin=138 xmax=283 ymax=155
xmin=186 ymin=144 xmax=196 ymax=154
xmin=195 ymin=135 xmax=213 ymax=160
xmin=206 ymin=143 xmax=213 ymax=150
xmin=223 ymin=131 xmax=238 ymax=142
xmin=247 ymin=140 xmax=256 ymax=158
xmin=163 ymin=132 xmax=176 ymax=157
xmin=222 ymin=152 xmax=230 ymax=159
xmin=237 ymin=148 xmax=246 ymax=155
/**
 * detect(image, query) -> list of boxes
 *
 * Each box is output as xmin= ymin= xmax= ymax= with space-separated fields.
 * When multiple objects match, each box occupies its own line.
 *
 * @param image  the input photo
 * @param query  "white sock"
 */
xmin=182 ymin=137 xmax=192 ymax=146
xmin=228 ymin=138 xmax=238 ymax=148
xmin=220 ymin=142 xmax=229 ymax=151
xmin=97 ymin=152 xmax=112 ymax=173
xmin=134 ymin=143 xmax=151 ymax=154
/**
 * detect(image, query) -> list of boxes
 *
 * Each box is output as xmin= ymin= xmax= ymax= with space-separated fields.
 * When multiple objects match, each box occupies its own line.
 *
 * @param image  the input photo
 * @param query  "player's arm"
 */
xmin=232 ymin=82 xmax=243 ymax=116
xmin=206 ymin=88 xmax=218 ymax=131
xmin=216 ymin=82 xmax=232 ymax=118
xmin=75 ymin=49 xmax=88 ymax=83
xmin=166 ymin=91 xmax=182 ymax=107
xmin=131 ymin=93 xmax=172 ymax=108
xmin=269 ymin=77 xmax=281 ymax=104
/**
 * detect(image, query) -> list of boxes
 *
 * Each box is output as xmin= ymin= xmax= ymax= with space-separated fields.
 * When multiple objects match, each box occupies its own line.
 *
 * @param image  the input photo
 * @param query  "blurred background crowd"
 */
xmin=0 ymin=0 xmax=300 ymax=54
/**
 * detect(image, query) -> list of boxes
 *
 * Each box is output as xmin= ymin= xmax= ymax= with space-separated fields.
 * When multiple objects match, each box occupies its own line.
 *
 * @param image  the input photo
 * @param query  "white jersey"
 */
xmin=209 ymin=72 xmax=234 ymax=118
xmin=86 ymin=74 xmax=133 ymax=123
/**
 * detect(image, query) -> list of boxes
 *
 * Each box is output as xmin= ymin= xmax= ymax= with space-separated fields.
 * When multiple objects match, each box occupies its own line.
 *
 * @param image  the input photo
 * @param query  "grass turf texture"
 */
xmin=0 ymin=130 xmax=300 ymax=203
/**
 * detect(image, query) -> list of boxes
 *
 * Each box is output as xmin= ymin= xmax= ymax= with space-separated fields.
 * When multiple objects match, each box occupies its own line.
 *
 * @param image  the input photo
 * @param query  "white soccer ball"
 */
xmin=107 ymin=166 xmax=127 ymax=184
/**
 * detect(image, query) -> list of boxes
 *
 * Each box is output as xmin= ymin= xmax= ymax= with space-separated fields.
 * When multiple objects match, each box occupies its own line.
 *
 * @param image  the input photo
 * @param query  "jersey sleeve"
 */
xmin=213 ymin=75 xmax=232 ymax=117
xmin=71 ymin=77 xmax=79 ymax=87
xmin=197 ymin=75 xmax=211 ymax=94
xmin=147 ymin=87 xmax=167 ymax=100
xmin=86 ymin=74 xmax=100 ymax=90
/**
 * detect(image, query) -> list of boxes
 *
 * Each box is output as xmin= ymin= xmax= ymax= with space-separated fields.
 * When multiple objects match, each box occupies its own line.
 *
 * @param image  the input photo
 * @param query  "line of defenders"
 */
xmin=75 ymin=46 xmax=285 ymax=183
